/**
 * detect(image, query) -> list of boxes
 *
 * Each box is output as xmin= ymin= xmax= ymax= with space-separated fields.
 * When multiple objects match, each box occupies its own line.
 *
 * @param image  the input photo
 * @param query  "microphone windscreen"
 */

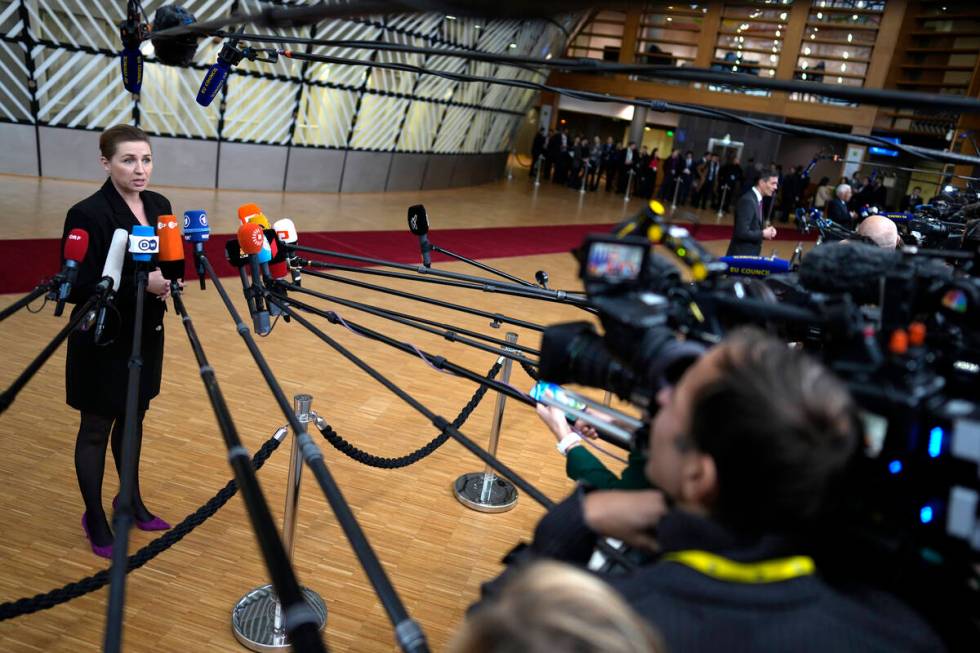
xmin=150 ymin=4 xmax=198 ymax=67
xmin=196 ymin=59 xmax=230 ymax=107
xmin=407 ymin=204 xmax=429 ymax=236
xmin=157 ymin=215 xmax=184 ymax=262
xmin=248 ymin=214 xmax=271 ymax=229
xmin=103 ymin=229 xmax=129 ymax=291
xmin=268 ymin=238 xmax=288 ymax=279
xmin=120 ymin=47 xmax=142 ymax=94
xmin=224 ymin=239 xmax=247 ymax=268
xmin=238 ymin=203 xmax=263 ymax=225
xmin=273 ymin=218 xmax=298 ymax=244
xmin=129 ymin=224 xmax=158 ymax=262
xmin=238 ymin=222 xmax=265 ymax=255
xmin=64 ymin=228 xmax=90 ymax=263
xmin=183 ymin=209 xmax=210 ymax=242
xmin=798 ymin=242 xmax=899 ymax=304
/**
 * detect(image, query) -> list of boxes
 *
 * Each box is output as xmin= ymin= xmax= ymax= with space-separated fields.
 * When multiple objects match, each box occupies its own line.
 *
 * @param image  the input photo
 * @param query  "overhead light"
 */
xmin=474 ymin=24 xmax=481 ymax=30
xmin=445 ymin=15 xmax=456 ymax=20
xmin=731 ymin=65 xmax=738 ymax=71
xmin=509 ymin=42 xmax=517 ymax=48
xmin=847 ymin=33 xmax=853 ymax=42
xmin=667 ymin=16 xmax=673 ymax=21
xmin=770 ymin=54 xmax=777 ymax=62
xmin=802 ymin=72 xmax=808 ymax=80
xmin=644 ymin=126 xmax=651 ymax=131
xmin=768 ymin=69 xmax=775 ymax=76
xmin=852 ymin=14 xmax=859 ymax=20
xmin=780 ymin=12 xmax=788 ymax=20
xmin=775 ymin=29 xmax=781 ymax=37
xmin=837 ymin=76 xmax=843 ymax=83
xmin=841 ymin=63 xmax=847 ymax=71
xmin=843 ymin=51 xmax=849 ymax=59
xmin=545 ymin=53 xmax=552 ymax=60
xmin=817 ymin=11 xmax=823 ymax=19
xmin=804 ymin=47 xmax=811 ymax=55
xmin=801 ymin=61 xmax=808 ymax=69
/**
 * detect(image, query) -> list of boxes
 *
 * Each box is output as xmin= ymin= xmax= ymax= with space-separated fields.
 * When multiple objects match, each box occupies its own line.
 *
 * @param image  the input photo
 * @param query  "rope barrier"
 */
xmin=0 ymin=433 xmax=284 ymax=620
xmin=318 ymin=360 xmax=502 ymax=468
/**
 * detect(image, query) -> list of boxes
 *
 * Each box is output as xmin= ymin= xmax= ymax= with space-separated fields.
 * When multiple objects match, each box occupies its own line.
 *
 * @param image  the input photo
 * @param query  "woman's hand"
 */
xmin=147 ymin=268 xmax=171 ymax=301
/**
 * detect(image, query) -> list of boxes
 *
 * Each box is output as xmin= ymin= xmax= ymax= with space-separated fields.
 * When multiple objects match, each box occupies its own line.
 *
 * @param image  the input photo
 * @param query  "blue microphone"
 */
xmin=196 ymin=41 xmax=244 ymax=107
xmin=720 ymin=255 xmax=792 ymax=277
xmin=129 ymin=224 xmax=158 ymax=263
xmin=183 ymin=209 xmax=209 ymax=289
xmin=120 ymin=45 xmax=142 ymax=94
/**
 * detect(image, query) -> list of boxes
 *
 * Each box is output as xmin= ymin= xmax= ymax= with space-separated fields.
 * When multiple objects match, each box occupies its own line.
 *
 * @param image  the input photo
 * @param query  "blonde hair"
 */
xmin=449 ymin=562 xmax=664 ymax=653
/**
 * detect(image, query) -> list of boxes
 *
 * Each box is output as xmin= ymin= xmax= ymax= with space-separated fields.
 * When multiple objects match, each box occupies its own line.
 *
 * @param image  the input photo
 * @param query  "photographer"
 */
xmin=477 ymin=328 xmax=943 ymax=653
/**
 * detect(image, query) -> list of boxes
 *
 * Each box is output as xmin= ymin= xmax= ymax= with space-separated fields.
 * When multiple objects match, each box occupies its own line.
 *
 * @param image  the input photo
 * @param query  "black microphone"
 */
xmin=225 ymin=238 xmax=257 ymax=318
xmin=150 ymin=4 xmax=198 ymax=67
xmin=798 ymin=242 xmax=899 ymax=304
xmin=93 ymin=229 xmax=129 ymax=343
xmin=119 ymin=1 xmax=147 ymax=94
xmin=407 ymin=204 xmax=432 ymax=268
xmin=238 ymin=224 xmax=270 ymax=335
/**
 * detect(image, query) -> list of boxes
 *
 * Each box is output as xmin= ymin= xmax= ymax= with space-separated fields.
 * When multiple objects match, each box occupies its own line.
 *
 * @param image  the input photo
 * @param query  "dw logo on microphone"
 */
xmin=129 ymin=234 xmax=159 ymax=253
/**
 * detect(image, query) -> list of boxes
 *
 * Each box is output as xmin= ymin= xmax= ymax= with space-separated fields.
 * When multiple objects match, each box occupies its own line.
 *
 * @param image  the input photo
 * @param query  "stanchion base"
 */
xmin=453 ymin=472 xmax=518 ymax=513
xmin=232 ymin=584 xmax=327 ymax=652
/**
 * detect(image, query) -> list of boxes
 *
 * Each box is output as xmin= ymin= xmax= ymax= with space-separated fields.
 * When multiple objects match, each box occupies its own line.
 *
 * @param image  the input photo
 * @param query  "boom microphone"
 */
xmin=183 ymin=209 xmax=209 ymax=289
xmin=407 ymin=204 xmax=432 ymax=268
xmin=150 ymin=4 xmax=198 ymax=67
xmin=197 ymin=37 xmax=244 ymax=107
xmin=157 ymin=214 xmax=186 ymax=283
xmin=798 ymin=242 xmax=899 ymax=304
xmin=94 ymin=229 xmax=129 ymax=343
xmin=55 ymin=228 xmax=90 ymax=317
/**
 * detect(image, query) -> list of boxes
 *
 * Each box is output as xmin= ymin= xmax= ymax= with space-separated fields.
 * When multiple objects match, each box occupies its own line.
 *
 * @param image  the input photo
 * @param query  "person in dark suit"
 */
xmin=726 ymin=171 xmax=778 ymax=256
xmin=899 ymin=186 xmax=923 ymax=212
xmin=62 ymin=124 xmax=174 ymax=558
xmin=530 ymin=128 xmax=546 ymax=178
xmin=826 ymin=183 xmax=855 ymax=229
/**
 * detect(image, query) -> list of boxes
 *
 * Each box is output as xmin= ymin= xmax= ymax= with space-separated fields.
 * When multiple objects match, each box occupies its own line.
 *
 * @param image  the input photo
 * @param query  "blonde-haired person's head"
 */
xmin=449 ymin=561 xmax=664 ymax=653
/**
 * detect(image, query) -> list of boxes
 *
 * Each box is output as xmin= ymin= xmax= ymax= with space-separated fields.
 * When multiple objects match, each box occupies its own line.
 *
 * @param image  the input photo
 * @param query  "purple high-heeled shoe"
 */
xmin=81 ymin=513 xmax=113 ymax=559
xmin=112 ymin=496 xmax=171 ymax=532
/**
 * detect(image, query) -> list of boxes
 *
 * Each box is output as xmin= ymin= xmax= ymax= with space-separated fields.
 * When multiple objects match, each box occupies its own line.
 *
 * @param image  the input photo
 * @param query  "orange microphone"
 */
xmin=237 ymin=222 xmax=266 ymax=256
xmin=157 ymin=214 xmax=185 ymax=282
xmin=238 ymin=202 xmax=269 ymax=228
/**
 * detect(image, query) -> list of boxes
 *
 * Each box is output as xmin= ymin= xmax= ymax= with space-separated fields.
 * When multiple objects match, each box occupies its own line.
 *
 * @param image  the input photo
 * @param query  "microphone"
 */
xmin=238 ymin=202 xmax=269 ymax=226
xmin=157 ymin=214 xmax=186 ymax=283
xmin=55 ymin=228 xmax=90 ymax=317
xmin=196 ymin=38 xmax=244 ymax=107
xmin=273 ymin=218 xmax=301 ymax=287
xmin=183 ymin=209 xmax=209 ymax=289
xmin=150 ymin=4 xmax=198 ymax=67
xmin=128 ymin=224 xmax=158 ymax=264
xmin=93 ymin=229 xmax=129 ymax=343
xmin=407 ymin=204 xmax=432 ymax=267
xmin=238 ymin=223 xmax=270 ymax=335
xmin=118 ymin=1 xmax=147 ymax=94
xmin=720 ymin=255 xmax=792 ymax=277
xmin=798 ymin=242 xmax=899 ymax=304
xmin=266 ymin=231 xmax=289 ymax=280
xmin=801 ymin=157 xmax=817 ymax=179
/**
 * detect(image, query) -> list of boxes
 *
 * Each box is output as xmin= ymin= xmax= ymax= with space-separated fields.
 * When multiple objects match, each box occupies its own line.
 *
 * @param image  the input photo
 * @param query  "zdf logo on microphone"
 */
xmin=158 ymin=220 xmax=178 ymax=230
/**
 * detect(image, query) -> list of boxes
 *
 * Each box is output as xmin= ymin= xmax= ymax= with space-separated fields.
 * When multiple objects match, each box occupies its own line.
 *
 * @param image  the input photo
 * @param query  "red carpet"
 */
xmin=0 ymin=222 xmax=813 ymax=294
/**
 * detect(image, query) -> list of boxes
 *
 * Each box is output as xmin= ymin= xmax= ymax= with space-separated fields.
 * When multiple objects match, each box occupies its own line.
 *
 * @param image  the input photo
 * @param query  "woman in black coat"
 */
xmin=61 ymin=124 xmax=174 ymax=558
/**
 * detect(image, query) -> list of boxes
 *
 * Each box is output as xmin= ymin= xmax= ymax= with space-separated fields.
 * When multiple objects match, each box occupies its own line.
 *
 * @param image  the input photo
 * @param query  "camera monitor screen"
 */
xmin=584 ymin=240 xmax=646 ymax=284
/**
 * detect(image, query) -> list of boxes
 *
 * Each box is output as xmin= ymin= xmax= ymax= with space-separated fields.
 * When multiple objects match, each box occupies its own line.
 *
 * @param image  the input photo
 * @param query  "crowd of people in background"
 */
xmin=529 ymin=128 xmax=922 ymax=223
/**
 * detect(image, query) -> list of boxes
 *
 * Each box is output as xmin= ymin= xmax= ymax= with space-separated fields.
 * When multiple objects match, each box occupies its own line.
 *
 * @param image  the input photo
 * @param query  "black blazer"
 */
xmin=61 ymin=178 xmax=173 ymax=416
xmin=826 ymin=197 xmax=853 ymax=230
xmin=726 ymin=189 xmax=764 ymax=256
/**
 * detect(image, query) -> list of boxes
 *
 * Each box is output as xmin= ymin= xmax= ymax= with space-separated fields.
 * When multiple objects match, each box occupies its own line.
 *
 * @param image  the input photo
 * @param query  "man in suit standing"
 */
xmin=726 ymin=172 xmax=778 ymax=256
xmin=899 ymin=185 xmax=923 ymax=212
xmin=826 ymin=183 xmax=855 ymax=229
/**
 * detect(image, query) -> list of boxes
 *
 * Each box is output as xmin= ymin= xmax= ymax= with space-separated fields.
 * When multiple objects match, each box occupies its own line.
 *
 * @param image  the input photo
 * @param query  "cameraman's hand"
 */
xmin=582 ymin=489 xmax=668 ymax=552
xmin=763 ymin=226 xmax=777 ymax=240
xmin=536 ymin=404 xmax=573 ymax=443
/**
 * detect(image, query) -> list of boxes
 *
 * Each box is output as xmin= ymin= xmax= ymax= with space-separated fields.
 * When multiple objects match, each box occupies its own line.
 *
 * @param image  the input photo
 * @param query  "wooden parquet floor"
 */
xmin=0 ymin=173 xmax=807 ymax=651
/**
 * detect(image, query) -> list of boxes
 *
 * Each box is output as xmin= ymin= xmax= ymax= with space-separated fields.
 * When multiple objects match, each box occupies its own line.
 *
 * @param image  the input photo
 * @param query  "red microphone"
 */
xmin=267 ymin=232 xmax=289 ymax=280
xmin=55 ymin=228 xmax=90 ymax=316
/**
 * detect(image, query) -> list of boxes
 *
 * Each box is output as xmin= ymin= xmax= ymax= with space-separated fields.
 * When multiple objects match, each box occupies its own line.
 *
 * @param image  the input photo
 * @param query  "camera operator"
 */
xmin=476 ymin=328 xmax=943 ymax=653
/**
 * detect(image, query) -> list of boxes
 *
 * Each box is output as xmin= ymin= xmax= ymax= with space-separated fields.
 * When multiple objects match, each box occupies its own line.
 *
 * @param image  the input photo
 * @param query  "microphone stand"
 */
xmin=0 ymin=278 xmax=60 ymax=323
xmin=298 ymin=266 xmax=547 ymax=331
xmin=0 ymin=294 xmax=98 ymax=414
xmin=275 ymin=280 xmax=540 ymax=361
xmin=103 ymin=263 xmax=148 ymax=653
xmin=426 ymin=242 xmax=539 ymax=288
xmin=290 ymin=244 xmax=589 ymax=307
xmin=200 ymin=254 xmax=430 ymax=653
xmin=169 ymin=282 xmax=326 ymax=652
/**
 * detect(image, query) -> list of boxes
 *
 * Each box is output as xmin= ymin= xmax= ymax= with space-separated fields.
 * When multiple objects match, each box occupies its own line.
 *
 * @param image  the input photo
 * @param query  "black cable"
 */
xmin=170 ymin=285 xmax=325 ymax=652
xmin=299 ymin=266 xmax=545 ymax=332
xmin=277 ymin=280 xmax=539 ymax=364
xmin=201 ymin=255 xmax=429 ymax=653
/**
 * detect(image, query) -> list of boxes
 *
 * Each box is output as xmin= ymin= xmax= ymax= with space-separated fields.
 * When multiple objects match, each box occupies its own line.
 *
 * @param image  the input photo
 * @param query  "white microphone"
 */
xmin=93 ymin=229 xmax=128 ymax=343
xmin=273 ymin=218 xmax=302 ymax=286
